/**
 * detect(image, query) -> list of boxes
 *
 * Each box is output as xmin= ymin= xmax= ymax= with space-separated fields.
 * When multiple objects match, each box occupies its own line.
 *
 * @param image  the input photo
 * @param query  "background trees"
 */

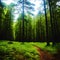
xmin=0 ymin=1 xmax=14 ymax=40
xmin=47 ymin=0 xmax=60 ymax=45
xmin=3 ymin=8 xmax=14 ymax=40
xmin=15 ymin=0 xmax=35 ymax=41
xmin=0 ymin=0 xmax=60 ymax=43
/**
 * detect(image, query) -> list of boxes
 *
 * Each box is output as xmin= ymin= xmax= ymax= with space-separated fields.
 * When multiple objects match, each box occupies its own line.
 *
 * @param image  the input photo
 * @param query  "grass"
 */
xmin=0 ymin=41 xmax=60 ymax=60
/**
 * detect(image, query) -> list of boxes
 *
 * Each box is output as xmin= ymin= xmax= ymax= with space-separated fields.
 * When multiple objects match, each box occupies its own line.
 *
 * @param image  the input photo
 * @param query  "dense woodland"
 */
xmin=0 ymin=0 xmax=60 ymax=44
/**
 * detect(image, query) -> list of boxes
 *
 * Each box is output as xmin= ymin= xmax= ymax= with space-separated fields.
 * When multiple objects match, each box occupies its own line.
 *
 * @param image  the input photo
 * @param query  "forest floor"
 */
xmin=0 ymin=41 xmax=60 ymax=60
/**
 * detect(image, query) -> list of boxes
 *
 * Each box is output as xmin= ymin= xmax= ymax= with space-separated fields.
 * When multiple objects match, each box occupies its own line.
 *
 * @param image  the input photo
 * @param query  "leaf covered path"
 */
xmin=34 ymin=45 xmax=60 ymax=60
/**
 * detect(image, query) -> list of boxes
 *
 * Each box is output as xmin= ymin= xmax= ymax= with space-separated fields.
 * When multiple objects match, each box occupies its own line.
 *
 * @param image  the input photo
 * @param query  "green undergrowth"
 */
xmin=31 ymin=42 xmax=60 ymax=54
xmin=0 ymin=41 xmax=60 ymax=60
xmin=0 ymin=41 xmax=40 ymax=60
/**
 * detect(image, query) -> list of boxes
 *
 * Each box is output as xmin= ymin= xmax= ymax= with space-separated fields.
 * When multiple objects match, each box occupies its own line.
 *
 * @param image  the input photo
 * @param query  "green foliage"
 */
xmin=0 ymin=41 xmax=60 ymax=60
xmin=3 ymin=8 xmax=13 ymax=40
xmin=0 ymin=41 xmax=40 ymax=60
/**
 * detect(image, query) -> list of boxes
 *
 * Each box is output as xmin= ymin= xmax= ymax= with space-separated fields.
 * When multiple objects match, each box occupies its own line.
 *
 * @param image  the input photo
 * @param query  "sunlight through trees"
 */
xmin=0 ymin=0 xmax=60 ymax=43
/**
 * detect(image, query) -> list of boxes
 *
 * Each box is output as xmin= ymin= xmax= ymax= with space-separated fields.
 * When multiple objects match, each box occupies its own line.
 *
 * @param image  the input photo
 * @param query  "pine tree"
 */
xmin=15 ymin=0 xmax=35 ymax=41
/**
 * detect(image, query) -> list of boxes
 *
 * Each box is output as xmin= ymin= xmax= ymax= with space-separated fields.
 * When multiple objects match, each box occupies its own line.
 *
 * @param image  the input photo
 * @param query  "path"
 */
xmin=34 ymin=45 xmax=58 ymax=60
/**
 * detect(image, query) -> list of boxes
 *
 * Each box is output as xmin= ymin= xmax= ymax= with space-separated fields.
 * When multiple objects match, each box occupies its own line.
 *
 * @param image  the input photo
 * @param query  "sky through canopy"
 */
xmin=2 ymin=0 xmax=44 ymax=21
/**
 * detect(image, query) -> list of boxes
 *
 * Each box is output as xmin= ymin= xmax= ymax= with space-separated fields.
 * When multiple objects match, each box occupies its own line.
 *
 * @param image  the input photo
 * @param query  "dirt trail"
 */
xmin=34 ymin=46 xmax=55 ymax=60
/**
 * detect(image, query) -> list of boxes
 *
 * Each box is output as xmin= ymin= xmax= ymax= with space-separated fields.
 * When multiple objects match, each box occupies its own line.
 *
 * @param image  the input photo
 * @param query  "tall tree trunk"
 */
xmin=0 ymin=0 xmax=4 ymax=40
xmin=22 ymin=0 xmax=24 ymax=41
xmin=43 ymin=0 xmax=50 ymax=46
xmin=48 ymin=0 xmax=57 ymax=46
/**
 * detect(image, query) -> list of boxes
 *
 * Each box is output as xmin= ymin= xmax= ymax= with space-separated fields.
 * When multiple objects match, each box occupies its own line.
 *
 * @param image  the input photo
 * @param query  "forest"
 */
xmin=0 ymin=0 xmax=60 ymax=60
xmin=0 ymin=0 xmax=60 ymax=42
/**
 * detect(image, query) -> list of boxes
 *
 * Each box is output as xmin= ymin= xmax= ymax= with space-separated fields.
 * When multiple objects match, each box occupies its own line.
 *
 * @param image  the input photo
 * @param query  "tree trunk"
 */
xmin=43 ymin=0 xmax=50 ymax=45
xmin=22 ymin=0 xmax=24 ymax=41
